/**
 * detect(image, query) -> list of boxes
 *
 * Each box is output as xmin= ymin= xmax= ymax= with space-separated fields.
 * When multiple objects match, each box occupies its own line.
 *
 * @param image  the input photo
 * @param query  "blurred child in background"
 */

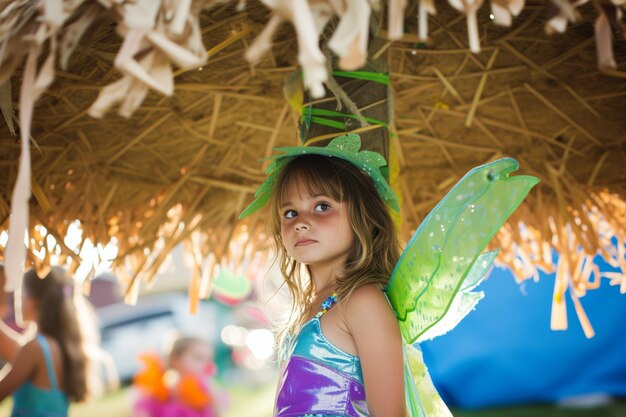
xmin=134 ymin=335 xmax=224 ymax=417
xmin=0 ymin=265 xmax=97 ymax=417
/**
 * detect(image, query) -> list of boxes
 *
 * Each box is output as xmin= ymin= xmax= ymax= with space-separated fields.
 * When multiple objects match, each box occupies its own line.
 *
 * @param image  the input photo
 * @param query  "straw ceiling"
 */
xmin=0 ymin=0 xmax=624 ymax=336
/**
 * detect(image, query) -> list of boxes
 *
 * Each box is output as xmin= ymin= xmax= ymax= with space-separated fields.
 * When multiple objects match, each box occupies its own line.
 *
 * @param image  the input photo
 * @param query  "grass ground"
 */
xmin=0 ymin=384 xmax=276 ymax=417
xmin=0 ymin=384 xmax=623 ymax=417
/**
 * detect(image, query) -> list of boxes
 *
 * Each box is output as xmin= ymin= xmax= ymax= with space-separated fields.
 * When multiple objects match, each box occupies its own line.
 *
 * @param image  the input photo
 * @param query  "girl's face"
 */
xmin=171 ymin=342 xmax=211 ymax=376
xmin=280 ymin=177 xmax=354 ymax=269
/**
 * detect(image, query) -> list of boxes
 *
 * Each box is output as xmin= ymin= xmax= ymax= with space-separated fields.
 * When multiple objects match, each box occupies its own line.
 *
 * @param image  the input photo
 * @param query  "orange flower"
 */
xmin=176 ymin=375 xmax=213 ymax=409
xmin=133 ymin=353 xmax=169 ymax=402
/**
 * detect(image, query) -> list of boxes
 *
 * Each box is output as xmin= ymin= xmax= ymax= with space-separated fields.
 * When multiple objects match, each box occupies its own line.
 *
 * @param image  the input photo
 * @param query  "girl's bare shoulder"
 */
xmin=22 ymin=336 xmax=62 ymax=364
xmin=19 ymin=338 xmax=41 ymax=357
xmin=19 ymin=337 xmax=51 ymax=365
xmin=342 ymin=284 xmax=396 ymax=325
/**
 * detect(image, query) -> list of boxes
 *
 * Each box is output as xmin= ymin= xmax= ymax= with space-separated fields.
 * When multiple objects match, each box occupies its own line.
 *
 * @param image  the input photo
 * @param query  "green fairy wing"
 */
xmin=414 ymin=249 xmax=498 ymax=342
xmin=386 ymin=157 xmax=539 ymax=344
xmin=399 ymin=252 xmax=499 ymax=417
xmin=404 ymin=343 xmax=452 ymax=417
xmin=386 ymin=158 xmax=538 ymax=417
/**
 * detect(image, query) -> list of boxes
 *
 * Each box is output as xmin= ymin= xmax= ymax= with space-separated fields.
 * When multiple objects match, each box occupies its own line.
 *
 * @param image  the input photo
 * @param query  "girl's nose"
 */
xmin=294 ymin=221 xmax=309 ymax=232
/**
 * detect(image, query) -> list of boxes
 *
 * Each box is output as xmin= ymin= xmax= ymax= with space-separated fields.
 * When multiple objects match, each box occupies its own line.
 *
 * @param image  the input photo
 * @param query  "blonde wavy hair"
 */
xmin=268 ymin=155 xmax=401 ymax=337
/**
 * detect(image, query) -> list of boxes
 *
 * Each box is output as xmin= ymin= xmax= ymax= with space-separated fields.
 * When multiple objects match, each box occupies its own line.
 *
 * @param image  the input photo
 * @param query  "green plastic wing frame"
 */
xmin=403 ymin=343 xmax=453 ymax=417
xmin=386 ymin=158 xmax=539 ymax=344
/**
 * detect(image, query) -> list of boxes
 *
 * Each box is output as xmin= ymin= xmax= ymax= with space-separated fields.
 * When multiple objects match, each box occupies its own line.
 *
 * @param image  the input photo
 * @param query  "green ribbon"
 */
xmin=332 ymin=70 xmax=390 ymax=85
xmin=302 ymin=108 xmax=390 ymax=131
xmin=299 ymin=70 xmax=391 ymax=142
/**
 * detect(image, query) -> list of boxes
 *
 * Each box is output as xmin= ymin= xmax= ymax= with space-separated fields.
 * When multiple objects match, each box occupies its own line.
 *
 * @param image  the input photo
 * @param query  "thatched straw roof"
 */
xmin=0 ymin=0 xmax=624 ymax=336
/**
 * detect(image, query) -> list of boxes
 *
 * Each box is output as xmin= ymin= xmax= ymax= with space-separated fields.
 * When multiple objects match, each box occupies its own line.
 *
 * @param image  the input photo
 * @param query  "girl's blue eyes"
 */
xmin=283 ymin=203 xmax=331 ymax=219
xmin=315 ymin=203 xmax=331 ymax=212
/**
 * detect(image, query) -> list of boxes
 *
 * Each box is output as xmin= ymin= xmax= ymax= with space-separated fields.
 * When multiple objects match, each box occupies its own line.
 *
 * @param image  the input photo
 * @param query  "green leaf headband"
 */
xmin=239 ymin=133 xmax=400 ymax=219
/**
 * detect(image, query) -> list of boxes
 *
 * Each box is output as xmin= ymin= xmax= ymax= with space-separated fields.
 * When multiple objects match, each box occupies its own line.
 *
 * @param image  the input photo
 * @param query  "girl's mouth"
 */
xmin=295 ymin=239 xmax=317 ymax=247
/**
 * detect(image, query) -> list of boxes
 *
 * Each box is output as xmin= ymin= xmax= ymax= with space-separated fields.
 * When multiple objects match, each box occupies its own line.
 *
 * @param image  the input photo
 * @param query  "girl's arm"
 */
xmin=0 ymin=321 xmax=20 ymax=362
xmin=345 ymin=284 xmax=406 ymax=417
xmin=0 ymin=272 xmax=20 ymax=362
xmin=0 ymin=340 xmax=37 ymax=401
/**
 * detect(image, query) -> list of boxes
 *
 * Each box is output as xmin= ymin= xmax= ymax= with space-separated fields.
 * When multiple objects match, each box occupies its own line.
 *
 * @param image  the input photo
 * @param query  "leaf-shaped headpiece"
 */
xmin=239 ymin=133 xmax=399 ymax=218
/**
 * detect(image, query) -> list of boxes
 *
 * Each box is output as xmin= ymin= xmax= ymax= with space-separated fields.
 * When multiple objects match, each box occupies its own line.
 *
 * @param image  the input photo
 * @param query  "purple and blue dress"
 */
xmin=275 ymin=294 xmax=368 ymax=417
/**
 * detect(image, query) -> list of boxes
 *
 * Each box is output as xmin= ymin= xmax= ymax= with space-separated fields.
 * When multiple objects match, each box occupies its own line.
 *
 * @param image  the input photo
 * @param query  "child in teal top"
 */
xmin=0 ymin=265 xmax=92 ymax=416
xmin=10 ymin=334 xmax=69 ymax=417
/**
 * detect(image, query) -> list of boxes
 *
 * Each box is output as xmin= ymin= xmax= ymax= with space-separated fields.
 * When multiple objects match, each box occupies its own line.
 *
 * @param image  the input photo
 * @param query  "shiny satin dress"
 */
xmin=275 ymin=296 xmax=369 ymax=417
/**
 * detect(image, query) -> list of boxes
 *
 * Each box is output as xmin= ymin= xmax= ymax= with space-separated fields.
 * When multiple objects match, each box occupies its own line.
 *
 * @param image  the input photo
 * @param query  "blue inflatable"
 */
xmin=421 ymin=256 xmax=626 ymax=409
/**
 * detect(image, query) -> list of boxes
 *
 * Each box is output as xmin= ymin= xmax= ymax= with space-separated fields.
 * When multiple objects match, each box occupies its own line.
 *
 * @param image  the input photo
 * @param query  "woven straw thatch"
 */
xmin=0 ymin=0 xmax=624 ymax=336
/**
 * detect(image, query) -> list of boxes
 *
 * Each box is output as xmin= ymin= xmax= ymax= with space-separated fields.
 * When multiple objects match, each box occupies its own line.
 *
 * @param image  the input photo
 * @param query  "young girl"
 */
xmin=0 ymin=265 xmax=91 ymax=417
xmin=242 ymin=133 xmax=537 ymax=417
xmin=244 ymin=143 xmax=407 ymax=416
xmin=133 ymin=336 xmax=222 ymax=417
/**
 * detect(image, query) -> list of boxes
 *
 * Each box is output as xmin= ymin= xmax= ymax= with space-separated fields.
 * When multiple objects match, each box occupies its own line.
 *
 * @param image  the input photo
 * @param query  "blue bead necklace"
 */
xmin=316 ymin=291 xmax=338 ymax=318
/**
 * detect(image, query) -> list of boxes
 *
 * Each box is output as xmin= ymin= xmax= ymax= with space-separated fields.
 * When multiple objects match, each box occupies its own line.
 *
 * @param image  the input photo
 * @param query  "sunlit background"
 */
xmin=1 ymin=226 xmax=625 ymax=417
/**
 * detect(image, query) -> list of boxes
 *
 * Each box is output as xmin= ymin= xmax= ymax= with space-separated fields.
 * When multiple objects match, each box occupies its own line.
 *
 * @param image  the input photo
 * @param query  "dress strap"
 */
xmin=36 ymin=334 xmax=59 ymax=390
xmin=315 ymin=291 xmax=338 ymax=318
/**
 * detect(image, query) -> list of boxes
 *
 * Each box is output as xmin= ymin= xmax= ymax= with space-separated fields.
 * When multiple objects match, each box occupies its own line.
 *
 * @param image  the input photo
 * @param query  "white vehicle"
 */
xmin=96 ymin=292 xmax=220 ymax=381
